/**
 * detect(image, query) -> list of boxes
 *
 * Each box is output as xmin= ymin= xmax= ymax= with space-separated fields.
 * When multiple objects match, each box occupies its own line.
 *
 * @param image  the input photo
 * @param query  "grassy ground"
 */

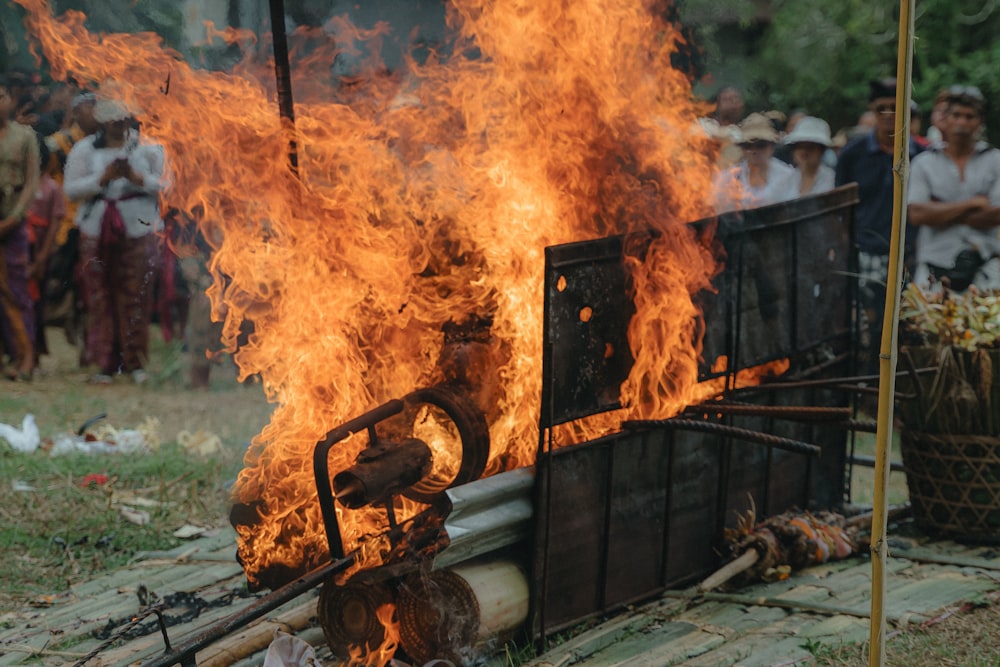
xmin=811 ymin=592 xmax=1000 ymax=667
xmin=847 ymin=422 xmax=910 ymax=507
xmin=0 ymin=326 xmax=272 ymax=610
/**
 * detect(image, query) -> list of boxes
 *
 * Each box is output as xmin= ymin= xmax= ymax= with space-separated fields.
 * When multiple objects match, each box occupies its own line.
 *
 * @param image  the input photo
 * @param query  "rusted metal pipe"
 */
xmin=684 ymin=403 xmax=852 ymax=422
xmin=623 ymin=419 xmax=822 ymax=457
xmin=333 ymin=438 xmax=433 ymax=509
xmin=314 ymin=399 xmax=406 ymax=560
xmin=730 ymin=367 xmax=936 ymax=393
xmin=268 ymin=0 xmax=298 ymax=173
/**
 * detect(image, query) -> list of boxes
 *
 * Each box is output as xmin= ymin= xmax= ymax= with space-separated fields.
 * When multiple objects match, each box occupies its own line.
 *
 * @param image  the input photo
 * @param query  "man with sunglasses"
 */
xmin=835 ymin=77 xmax=924 ymax=376
xmin=908 ymin=85 xmax=1000 ymax=292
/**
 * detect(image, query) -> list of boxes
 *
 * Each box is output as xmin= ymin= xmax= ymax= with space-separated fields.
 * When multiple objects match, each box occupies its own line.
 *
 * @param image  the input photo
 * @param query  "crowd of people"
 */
xmin=2 ymin=67 xmax=999 ymax=386
xmin=0 ymin=70 xmax=215 ymax=387
xmin=703 ymin=78 xmax=1000 ymax=373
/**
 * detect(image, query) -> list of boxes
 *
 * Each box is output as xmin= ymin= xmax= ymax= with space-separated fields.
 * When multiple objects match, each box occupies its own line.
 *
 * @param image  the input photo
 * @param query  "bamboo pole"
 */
xmin=869 ymin=2 xmax=915 ymax=666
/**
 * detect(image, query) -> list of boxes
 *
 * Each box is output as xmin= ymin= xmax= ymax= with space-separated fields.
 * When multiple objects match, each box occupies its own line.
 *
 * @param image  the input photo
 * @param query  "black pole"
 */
xmin=268 ymin=0 xmax=298 ymax=173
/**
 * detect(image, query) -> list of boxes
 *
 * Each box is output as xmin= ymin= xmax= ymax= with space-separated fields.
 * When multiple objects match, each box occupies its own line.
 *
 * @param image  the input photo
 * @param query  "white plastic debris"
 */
xmin=0 ymin=414 xmax=40 ymax=453
xmin=263 ymin=630 xmax=321 ymax=667
xmin=172 ymin=524 xmax=210 ymax=539
xmin=47 ymin=432 xmax=150 ymax=456
xmin=118 ymin=506 xmax=151 ymax=526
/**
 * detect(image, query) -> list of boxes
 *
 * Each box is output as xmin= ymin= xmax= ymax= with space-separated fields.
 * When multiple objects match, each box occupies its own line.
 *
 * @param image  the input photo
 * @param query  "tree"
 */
xmin=696 ymin=0 xmax=1000 ymax=136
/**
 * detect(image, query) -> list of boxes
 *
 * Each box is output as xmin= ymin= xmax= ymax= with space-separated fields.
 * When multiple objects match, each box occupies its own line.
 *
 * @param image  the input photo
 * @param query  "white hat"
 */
xmin=93 ymin=98 xmax=133 ymax=123
xmin=783 ymin=116 xmax=832 ymax=147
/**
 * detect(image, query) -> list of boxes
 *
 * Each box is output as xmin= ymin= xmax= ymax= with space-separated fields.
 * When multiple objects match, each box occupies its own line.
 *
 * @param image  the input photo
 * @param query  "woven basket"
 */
xmin=900 ymin=431 xmax=1000 ymax=543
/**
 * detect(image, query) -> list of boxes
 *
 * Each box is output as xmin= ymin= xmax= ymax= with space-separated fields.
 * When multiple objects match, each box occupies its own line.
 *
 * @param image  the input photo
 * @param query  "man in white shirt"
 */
xmin=908 ymin=86 xmax=1000 ymax=292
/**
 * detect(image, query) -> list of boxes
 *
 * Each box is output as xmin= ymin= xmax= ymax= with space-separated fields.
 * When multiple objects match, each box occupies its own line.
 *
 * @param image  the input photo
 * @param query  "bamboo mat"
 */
xmin=525 ymin=539 xmax=1000 ymax=667
xmin=2 ymin=531 xmax=998 ymax=667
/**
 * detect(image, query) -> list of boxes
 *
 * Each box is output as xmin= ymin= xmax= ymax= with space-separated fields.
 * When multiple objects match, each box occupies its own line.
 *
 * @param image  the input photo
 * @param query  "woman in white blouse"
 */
xmin=713 ymin=112 xmax=796 ymax=212
xmin=63 ymin=97 xmax=165 ymax=384
xmin=781 ymin=116 xmax=836 ymax=200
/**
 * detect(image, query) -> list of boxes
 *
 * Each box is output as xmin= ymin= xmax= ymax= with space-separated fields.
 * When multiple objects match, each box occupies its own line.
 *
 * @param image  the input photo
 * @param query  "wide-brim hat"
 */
xmin=783 ymin=116 xmax=832 ymax=147
xmin=93 ymin=98 xmax=136 ymax=123
xmin=737 ymin=112 xmax=779 ymax=143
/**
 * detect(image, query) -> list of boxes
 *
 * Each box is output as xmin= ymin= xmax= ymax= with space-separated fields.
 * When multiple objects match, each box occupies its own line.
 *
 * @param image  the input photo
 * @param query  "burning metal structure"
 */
xmin=16 ymin=1 xmax=863 ymax=665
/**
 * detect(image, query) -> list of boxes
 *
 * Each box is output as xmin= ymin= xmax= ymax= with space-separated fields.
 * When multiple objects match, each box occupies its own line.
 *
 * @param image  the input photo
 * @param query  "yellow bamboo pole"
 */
xmin=868 ymin=1 xmax=915 ymax=665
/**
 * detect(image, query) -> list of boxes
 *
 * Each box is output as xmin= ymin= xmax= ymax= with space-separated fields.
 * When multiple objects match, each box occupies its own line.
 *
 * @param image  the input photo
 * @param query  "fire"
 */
xmin=18 ymin=0 xmax=723 ymax=590
xmin=692 ymin=357 xmax=792 ymax=402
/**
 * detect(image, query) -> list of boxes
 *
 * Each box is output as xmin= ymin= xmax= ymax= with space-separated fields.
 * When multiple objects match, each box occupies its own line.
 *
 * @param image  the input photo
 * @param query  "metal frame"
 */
xmin=533 ymin=186 xmax=860 ymax=644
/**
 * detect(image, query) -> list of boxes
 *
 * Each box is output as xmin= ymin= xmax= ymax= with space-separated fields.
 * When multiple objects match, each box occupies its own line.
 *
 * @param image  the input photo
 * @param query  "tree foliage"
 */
xmin=700 ymin=0 xmax=1000 ymax=137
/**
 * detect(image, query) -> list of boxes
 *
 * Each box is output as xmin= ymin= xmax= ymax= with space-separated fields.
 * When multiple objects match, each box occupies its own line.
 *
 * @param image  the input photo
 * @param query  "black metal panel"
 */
xmin=541 ymin=237 xmax=636 ymax=427
xmin=795 ymin=198 xmax=854 ymax=351
xmin=604 ymin=431 xmax=671 ymax=606
xmin=535 ymin=440 xmax=611 ymax=629
xmin=533 ymin=186 xmax=860 ymax=642
xmin=697 ymin=185 xmax=859 ymax=379
xmin=663 ymin=429 xmax=723 ymax=586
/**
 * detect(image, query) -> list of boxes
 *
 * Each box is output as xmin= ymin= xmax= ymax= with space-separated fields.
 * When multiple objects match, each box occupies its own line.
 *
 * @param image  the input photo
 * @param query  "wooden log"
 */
xmin=397 ymin=559 xmax=530 ymax=665
xmin=698 ymin=549 xmax=760 ymax=592
xmin=192 ymin=599 xmax=316 ymax=667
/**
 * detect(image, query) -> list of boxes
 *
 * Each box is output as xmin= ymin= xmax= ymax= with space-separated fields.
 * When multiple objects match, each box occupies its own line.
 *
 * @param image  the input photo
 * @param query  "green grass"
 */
xmin=0 ymin=326 xmax=272 ymax=610
xmin=847 ymin=426 xmax=910 ymax=507
xmin=0 ymin=441 xmax=245 ymax=604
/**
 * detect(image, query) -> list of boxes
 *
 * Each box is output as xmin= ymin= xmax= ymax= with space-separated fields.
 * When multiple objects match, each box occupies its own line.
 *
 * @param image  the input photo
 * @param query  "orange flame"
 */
xmin=17 ymin=0 xmax=725 ymax=586
xmin=344 ymin=603 xmax=399 ymax=667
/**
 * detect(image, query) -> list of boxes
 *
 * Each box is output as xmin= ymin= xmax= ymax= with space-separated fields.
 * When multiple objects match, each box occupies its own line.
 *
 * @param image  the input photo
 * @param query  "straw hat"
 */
xmin=783 ymin=116 xmax=832 ymax=147
xmin=737 ymin=113 xmax=779 ymax=143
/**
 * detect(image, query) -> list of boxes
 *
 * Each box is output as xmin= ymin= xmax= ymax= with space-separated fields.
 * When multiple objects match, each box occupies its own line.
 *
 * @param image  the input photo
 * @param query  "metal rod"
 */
xmin=268 ymin=0 xmax=298 ymax=173
xmin=139 ymin=555 xmax=355 ymax=667
xmin=850 ymin=454 xmax=905 ymax=473
xmin=838 ymin=419 xmax=879 ymax=433
xmin=684 ymin=403 xmax=852 ymax=422
xmin=729 ymin=367 xmax=936 ymax=393
xmin=314 ymin=399 xmax=405 ymax=560
xmin=622 ymin=419 xmax=822 ymax=457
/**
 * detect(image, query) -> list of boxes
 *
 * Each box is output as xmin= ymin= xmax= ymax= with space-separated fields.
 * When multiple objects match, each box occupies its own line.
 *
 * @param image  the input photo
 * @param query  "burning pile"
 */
xmin=19 ymin=0 xmax=722 ymax=587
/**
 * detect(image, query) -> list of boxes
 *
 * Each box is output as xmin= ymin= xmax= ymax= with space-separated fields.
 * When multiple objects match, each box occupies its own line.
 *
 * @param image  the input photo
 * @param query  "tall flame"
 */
xmin=18 ymin=0 xmax=722 ymax=586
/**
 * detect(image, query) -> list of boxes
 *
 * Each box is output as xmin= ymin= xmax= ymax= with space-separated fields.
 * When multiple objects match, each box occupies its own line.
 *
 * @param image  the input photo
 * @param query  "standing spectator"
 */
xmin=908 ymin=86 xmax=1000 ymax=292
xmin=925 ymin=87 xmax=950 ymax=146
xmin=25 ymin=139 xmax=67 ymax=367
xmin=713 ymin=112 xmax=795 ymax=212
xmin=835 ymin=78 xmax=923 ymax=376
xmin=44 ymin=91 xmax=99 ymax=346
xmin=34 ymin=81 xmax=75 ymax=136
xmin=700 ymin=85 xmax=746 ymax=168
xmin=780 ymin=116 xmax=836 ymax=199
xmin=63 ymin=97 xmax=165 ymax=384
xmin=0 ymin=75 xmax=41 ymax=381
xmin=909 ymin=102 xmax=930 ymax=149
